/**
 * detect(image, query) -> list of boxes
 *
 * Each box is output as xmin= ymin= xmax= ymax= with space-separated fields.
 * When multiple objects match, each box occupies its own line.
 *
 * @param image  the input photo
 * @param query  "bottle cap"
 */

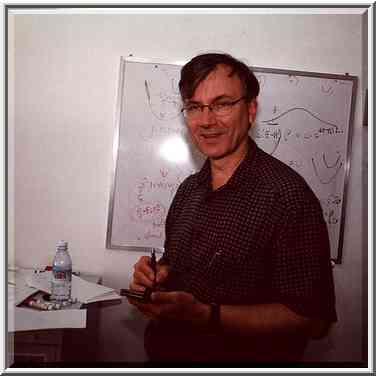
xmin=57 ymin=240 xmax=68 ymax=250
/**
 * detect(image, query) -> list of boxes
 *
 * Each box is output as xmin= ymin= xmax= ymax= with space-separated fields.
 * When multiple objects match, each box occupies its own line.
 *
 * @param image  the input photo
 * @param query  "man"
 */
xmin=128 ymin=53 xmax=337 ymax=364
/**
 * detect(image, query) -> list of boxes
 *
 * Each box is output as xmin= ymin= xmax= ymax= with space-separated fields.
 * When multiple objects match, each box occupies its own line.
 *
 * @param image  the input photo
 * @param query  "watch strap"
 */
xmin=208 ymin=302 xmax=221 ymax=331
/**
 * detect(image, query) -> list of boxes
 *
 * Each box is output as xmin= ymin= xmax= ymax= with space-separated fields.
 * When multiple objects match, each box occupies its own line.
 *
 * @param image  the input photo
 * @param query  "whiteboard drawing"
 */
xmin=261 ymin=107 xmax=340 ymax=130
xmin=107 ymin=58 xmax=357 ymax=263
xmin=311 ymin=152 xmax=343 ymax=185
xmin=144 ymin=64 xmax=181 ymax=121
xmin=288 ymin=75 xmax=300 ymax=86
xmin=255 ymin=74 xmax=267 ymax=89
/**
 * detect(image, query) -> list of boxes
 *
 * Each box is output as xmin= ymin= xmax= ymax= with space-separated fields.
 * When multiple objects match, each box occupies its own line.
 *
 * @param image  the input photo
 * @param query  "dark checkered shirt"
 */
xmin=145 ymin=137 xmax=337 ymax=363
xmin=163 ymin=138 xmax=336 ymax=320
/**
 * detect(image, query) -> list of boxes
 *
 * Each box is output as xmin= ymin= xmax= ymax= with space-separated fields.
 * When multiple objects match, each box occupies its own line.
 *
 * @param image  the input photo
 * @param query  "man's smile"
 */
xmin=199 ymin=131 xmax=225 ymax=140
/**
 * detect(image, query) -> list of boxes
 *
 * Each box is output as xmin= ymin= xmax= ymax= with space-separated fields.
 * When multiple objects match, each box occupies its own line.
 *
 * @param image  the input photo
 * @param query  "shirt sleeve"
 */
xmin=271 ymin=183 xmax=337 ymax=322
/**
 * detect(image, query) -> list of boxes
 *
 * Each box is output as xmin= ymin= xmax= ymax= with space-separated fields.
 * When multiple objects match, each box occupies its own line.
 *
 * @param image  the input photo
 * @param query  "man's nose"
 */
xmin=198 ymin=106 xmax=216 ymax=125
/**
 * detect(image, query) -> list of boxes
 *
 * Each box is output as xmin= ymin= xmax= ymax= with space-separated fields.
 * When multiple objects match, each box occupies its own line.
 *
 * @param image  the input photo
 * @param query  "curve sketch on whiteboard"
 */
xmin=144 ymin=79 xmax=182 ymax=121
xmin=255 ymin=107 xmax=343 ymax=156
xmin=323 ymin=153 xmax=341 ymax=169
xmin=261 ymin=107 xmax=340 ymax=130
xmin=255 ymin=74 xmax=267 ymax=88
xmin=252 ymin=125 xmax=281 ymax=155
xmin=321 ymin=83 xmax=334 ymax=96
xmin=311 ymin=152 xmax=343 ymax=185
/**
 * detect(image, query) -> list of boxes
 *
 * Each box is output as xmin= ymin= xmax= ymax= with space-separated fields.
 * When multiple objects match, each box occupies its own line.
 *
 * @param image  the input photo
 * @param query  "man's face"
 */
xmin=184 ymin=64 xmax=257 ymax=161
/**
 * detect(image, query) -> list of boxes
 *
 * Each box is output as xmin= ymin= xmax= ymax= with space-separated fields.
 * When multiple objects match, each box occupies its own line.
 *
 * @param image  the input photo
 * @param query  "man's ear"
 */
xmin=248 ymin=99 xmax=258 ymax=124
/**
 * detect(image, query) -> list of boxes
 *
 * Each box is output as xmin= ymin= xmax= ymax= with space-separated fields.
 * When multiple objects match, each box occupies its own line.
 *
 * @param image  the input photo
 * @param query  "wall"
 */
xmin=9 ymin=9 xmax=367 ymax=364
xmin=7 ymin=10 xmax=15 ymax=369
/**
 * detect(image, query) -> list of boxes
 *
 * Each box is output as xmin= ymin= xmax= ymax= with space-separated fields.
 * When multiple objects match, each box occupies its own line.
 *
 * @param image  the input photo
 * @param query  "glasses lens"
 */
xmin=213 ymin=103 xmax=231 ymax=116
xmin=183 ymin=97 xmax=244 ymax=119
xmin=183 ymin=105 xmax=200 ymax=118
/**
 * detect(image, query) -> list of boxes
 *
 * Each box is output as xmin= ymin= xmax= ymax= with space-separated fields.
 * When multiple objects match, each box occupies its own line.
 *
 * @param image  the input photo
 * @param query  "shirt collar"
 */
xmin=194 ymin=137 xmax=258 ymax=190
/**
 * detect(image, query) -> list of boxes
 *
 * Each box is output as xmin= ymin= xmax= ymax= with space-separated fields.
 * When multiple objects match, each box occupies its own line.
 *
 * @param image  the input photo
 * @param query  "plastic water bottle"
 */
xmin=51 ymin=240 xmax=72 ymax=302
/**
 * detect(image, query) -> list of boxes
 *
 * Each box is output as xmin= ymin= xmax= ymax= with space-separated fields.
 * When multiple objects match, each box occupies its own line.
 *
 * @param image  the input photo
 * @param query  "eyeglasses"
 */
xmin=181 ymin=96 xmax=247 ymax=119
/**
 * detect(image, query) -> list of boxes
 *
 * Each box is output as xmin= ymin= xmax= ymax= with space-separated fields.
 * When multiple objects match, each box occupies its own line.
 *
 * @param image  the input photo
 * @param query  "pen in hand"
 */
xmin=143 ymin=248 xmax=157 ymax=301
xmin=150 ymin=248 xmax=157 ymax=288
xmin=120 ymin=248 xmax=158 ymax=302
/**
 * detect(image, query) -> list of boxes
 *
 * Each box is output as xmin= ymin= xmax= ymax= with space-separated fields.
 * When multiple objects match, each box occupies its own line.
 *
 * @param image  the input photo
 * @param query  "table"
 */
xmin=12 ymin=300 xmax=100 ymax=364
xmin=10 ymin=273 xmax=120 ymax=365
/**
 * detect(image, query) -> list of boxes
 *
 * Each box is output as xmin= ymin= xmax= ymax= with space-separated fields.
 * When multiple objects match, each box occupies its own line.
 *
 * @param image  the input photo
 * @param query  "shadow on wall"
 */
xmin=302 ymin=327 xmax=337 ymax=362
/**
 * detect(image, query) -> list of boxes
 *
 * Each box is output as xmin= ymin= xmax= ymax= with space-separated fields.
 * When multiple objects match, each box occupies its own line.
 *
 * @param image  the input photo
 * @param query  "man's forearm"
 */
xmin=202 ymin=302 xmax=329 ymax=338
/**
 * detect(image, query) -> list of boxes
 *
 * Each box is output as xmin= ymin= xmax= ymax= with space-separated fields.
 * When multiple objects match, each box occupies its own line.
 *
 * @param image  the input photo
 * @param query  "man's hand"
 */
xmin=130 ymin=290 xmax=210 ymax=326
xmin=127 ymin=256 xmax=210 ymax=325
xmin=129 ymin=255 xmax=170 ymax=293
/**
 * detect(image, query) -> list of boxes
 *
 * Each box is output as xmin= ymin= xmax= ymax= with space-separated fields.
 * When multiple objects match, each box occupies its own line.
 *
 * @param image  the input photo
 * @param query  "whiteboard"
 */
xmin=106 ymin=57 xmax=357 ymax=263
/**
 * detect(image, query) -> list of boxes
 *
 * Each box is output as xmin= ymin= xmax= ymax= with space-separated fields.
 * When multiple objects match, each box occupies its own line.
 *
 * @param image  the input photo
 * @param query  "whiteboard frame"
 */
xmin=106 ymin=58 xmax=125 ymax=251
xmin=106 ymin=56 xmax=357 ymax=264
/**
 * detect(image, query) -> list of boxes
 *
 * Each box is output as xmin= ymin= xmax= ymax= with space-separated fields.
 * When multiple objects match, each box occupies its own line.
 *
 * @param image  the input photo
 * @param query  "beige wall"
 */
xmin=8 ymin=9 xmax=367 ymax=363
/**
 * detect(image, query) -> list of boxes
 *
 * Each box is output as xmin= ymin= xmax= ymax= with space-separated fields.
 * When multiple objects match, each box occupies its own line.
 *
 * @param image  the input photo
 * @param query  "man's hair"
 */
xmin=179 ymin=53 xmax=260 ymax=102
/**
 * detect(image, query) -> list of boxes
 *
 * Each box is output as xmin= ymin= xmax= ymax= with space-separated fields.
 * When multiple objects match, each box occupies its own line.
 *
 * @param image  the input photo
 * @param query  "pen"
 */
xmin=143 ymin=249 xmax=157 ymax=301
xmin=120 ymin=249 xmax=157 ymax=302
xmin=150 ymin=248 xmax=157 ymax=287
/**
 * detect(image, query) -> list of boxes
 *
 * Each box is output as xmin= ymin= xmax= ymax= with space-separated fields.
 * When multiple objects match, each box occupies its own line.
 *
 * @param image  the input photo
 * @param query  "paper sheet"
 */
xmin=8 ymin=285 xmax=87 ymax=332
xmin=8 ymin=269 xmax=39 ymax=306
xmin=71 ymin=275 xmax=118 ymax=303
xmin=24 ymin=270 xmax=121 ymax=304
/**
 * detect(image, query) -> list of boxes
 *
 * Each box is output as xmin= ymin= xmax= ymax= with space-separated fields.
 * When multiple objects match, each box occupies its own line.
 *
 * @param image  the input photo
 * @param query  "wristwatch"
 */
xmin=208 ymin=302 xmax=221 ymax=331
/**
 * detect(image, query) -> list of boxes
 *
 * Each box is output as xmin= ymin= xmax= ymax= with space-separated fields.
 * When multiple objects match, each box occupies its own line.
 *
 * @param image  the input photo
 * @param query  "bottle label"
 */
xmin=53 ymin=270 xmax=72 ymax=281
xmin=51 ymin=269 xmax=72 ymax=301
